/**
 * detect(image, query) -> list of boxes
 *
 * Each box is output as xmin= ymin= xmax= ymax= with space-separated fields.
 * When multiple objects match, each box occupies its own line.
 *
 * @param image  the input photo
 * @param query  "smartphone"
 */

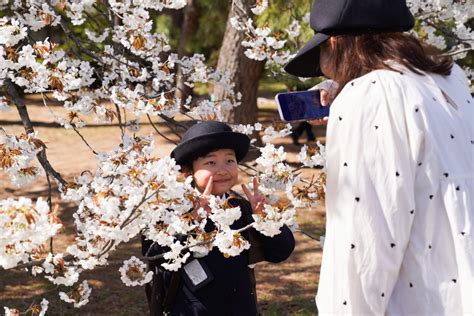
xmin=275 ymin=90 xmax=330 ymax=122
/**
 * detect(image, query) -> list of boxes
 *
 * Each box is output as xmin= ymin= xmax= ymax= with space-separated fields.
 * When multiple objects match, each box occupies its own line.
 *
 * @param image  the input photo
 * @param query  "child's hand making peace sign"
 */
xmin=241 ymin=177 xmax=266 ymax=215
xmin=192 ymin=176 xmax=213 ymax=219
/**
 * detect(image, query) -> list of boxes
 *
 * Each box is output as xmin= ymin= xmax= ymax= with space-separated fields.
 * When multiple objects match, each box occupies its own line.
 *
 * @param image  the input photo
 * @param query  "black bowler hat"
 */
xmin=171 ymin=121 xmax=250 ymax=166
xmin=284 ymin=0 xmax=415 ymax=77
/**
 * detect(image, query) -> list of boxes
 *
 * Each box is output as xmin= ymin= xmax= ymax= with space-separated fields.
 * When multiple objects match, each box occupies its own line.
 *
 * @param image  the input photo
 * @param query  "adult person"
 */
xmin=284 ymin=0 xmax=473 ymax=315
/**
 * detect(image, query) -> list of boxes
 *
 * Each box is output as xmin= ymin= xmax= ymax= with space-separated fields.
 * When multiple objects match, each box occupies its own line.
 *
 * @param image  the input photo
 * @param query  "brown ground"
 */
xmin=0 ymin=97 xmax=327 ymax=315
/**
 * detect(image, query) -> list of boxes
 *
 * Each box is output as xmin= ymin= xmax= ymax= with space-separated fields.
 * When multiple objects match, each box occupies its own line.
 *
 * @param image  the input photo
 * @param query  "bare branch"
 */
xmin=147 ymin=114 xmax=178 ymax=145
xmin=296 ymin=229 xmax=320 ymax=242
xmin=443 ymin=47 xmax=473 ymax=57
xmin=115 ymin=104 xmax=125 ymax=138
xmin=5 ymin=79 xmax=67 ymax=187
xmin=71 ymin=126 xmax=99 ymax=155
xmin=46 ymin=172 xmax=55 ymax=254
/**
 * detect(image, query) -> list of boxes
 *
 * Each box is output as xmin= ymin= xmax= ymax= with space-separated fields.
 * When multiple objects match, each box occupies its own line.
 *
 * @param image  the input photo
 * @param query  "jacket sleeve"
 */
xmin=230 ymin=194 xmax=296 ymax=264
xmin=258 ymin=225 xmax=295 ymax=263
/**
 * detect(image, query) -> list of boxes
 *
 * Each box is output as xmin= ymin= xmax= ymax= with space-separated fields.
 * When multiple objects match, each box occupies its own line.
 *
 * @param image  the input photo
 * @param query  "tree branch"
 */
xmin=147 ymin=114 xmax=178 ymax=145
xmin=6 ymin=79 xmax=67 ymax=187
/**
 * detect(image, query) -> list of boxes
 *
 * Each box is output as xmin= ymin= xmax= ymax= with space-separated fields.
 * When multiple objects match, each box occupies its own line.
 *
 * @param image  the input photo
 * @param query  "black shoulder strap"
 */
xmin=145 ymin=263 xmax=181 ymax=316
xmin=163 ymin=272 xmax=181 ymax=313
xmin=145 ymin=266 xmax=165 ymax=316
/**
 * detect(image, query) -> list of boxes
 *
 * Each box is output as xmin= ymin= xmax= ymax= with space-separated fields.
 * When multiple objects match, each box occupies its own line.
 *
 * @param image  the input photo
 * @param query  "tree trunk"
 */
xmin=175 ymin=0 xmax=200 ymax=105
xmin=213 ymin=0 xmax=265 ymax=125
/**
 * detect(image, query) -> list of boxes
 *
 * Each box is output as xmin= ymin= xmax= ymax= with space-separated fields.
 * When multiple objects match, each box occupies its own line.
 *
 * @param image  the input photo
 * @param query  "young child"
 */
xmin=142 ymin=121 xmax=295 ymax=315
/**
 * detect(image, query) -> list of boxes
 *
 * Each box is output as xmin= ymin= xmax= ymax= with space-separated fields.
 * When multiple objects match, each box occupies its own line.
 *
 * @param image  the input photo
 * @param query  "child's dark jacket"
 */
xmin=141 ymin=195 xmax=295 ymax=316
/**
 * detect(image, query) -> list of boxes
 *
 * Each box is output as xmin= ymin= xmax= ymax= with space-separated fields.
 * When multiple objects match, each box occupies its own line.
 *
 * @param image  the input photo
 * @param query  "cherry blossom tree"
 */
xmin=0 ymin=0 xmax=472 ymax=314
xmin=0 ymin=1 xmax=324 ymax=313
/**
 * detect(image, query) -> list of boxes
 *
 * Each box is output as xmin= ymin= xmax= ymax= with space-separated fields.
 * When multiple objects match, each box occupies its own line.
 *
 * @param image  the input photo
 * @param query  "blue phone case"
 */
xmin=276 ymin=90 xmax=330 ymax=122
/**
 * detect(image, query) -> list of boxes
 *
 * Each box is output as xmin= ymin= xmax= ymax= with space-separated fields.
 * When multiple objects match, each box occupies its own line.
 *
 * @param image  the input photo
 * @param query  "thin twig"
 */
xmin=443 ymin=47 xmax=473 ymax=57
xmin=72 ymin=126 xmax=98 ymax=155
xmin=296 ymin=229 xmax=320 ymax=242
xmin=115 ymin=104 xmax=125 ymax=138
xmin=46 ymin=172 xmax=54 ymax=254
xmin=158 ymin=114 xmax=187 ymax=139
xmin=147 ymin=114 xmax=179 ymax=145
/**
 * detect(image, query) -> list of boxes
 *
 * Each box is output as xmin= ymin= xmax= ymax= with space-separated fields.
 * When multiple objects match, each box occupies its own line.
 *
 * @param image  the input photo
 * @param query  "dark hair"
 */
xmin=328 ymin=32 xmax=453 ymax=89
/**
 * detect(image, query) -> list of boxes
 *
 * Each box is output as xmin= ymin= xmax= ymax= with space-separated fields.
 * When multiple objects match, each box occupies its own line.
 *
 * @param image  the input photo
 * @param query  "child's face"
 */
xmin=192 ymin=148 xmax=238 ymax=196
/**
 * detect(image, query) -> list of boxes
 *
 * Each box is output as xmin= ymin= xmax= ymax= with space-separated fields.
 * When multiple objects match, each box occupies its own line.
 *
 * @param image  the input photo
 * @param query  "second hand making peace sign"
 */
xmin=241 ymin=177 xmax=266 ymax=215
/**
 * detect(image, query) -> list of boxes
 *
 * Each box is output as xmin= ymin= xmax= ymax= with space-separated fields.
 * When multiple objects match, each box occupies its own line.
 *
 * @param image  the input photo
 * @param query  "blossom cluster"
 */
xmin=0 ymin=131 xmax=43 ymax=187
xmin=0 ymin=197 xmax=62 ymax=269
xmin=0 ymin=1 xmax=240 ymax=131
xmin=59 ymin=280 xmax=92 ymax=308
xmin=61 ymin=135 xmax=195 ymax=271
xmin=230 ymin=17 xmax=291 ymax=68
xmin=4 ymin=298 xmax=48 ymax=316
xmin=119 ymin=256 xmax=153 ymax=286
xmin=407 ymin=0 xmax=473 ymax=57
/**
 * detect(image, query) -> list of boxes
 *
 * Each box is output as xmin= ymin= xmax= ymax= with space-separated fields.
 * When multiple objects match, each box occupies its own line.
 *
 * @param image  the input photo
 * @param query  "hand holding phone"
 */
xmin=275 ymin=89 xmax=330 ymax=122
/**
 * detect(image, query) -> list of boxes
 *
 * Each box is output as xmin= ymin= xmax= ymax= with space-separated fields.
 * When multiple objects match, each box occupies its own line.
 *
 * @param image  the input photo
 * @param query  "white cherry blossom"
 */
xmin=119 ymin=256 xmax=153 ymax=286
xmin=59 ymin=280 xmax=92 ymax=308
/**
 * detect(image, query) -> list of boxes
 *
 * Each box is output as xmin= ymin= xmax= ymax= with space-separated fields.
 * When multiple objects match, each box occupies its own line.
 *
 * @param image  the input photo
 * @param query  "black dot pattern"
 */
xmin=321 ymin=73 xmax=472 ymax=310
